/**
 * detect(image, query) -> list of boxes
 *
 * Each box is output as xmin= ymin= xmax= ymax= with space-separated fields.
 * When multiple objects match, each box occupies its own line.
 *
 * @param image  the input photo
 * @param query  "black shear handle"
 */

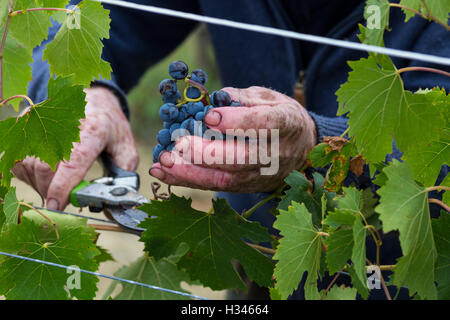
xmin=99 ymin=151 xmax=140 ymax=189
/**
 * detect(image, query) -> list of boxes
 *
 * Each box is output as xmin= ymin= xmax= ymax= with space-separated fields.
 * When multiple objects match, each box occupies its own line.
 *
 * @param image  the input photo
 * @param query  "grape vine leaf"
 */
xmin=432 ymin=213 xmax=450 ymax=300
xmin=9 ymin=0 xmax=52 ymax=52
xmin=273 ymin=202 xmax=323 ymax=300
xmin=2 ymin=35 xmax=33 ymax=111
xmin=321 ymin=285 xmax=357 ymax=300
xmin=104 ymin=244 xmax=192 ymax=300
xmin=0 ymin=187 xmax=8 ymax=229
xmin=43 ymin=1 xmax=111 ymax=86
xmin=0 ymin=215 xmax=100 ymax=299
xmin=351 ymin=215 xmax=368 ymax=296
xmin=405 ymin=127 xmax=449 ymax=187
xmin=400 ymin=0 xmax=450 ymax=25
xmin=336 ymin=56 xmax=445 ymax=163
xmin=0 ymin=1 xmax=9 ymax=26
xmin=442 ymin=175 xmax=449 ymax=205
xmin=325 ymin=228 xmax=353 ymax=275
xmin=362 ymin=0 xmax=390 ymax=47
xmin=138 ymin=195 xmax=274 ymax=291
xmin=376 ymin=159 xmax=437 ymax=299
xmin=0 ymin=75 xmax=86 ymax=185
xmin=1 ymin=186 xmax=19 ymax=230
xmin=347 ymin=264 xmax=369 ymax=299
xmin=278 ymin=171 xmax=336 ymax=226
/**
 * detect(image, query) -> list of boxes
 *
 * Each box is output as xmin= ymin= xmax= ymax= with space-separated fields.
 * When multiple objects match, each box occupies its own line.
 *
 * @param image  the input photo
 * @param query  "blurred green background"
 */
xmin=127 ymin=25 xmax=222 ymax=142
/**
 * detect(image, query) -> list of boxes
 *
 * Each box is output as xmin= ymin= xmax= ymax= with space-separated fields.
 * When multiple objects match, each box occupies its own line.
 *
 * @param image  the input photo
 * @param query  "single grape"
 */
xmin=180 ymin=118 xmax=195 ymax=135
xmin=163 ymin=121 xmax=171 ymax=129
xmin=152 ymin=144 xmax=165 ymax=163
xmin=195 ymin=111 xmax=205 ymax=121
xmin=186 ymin=101 xmax=204 ymax=116
xmin=211 ymin=90 xmax=232 ymax=107
xmin=177 ymin=106 xmax=188 ymax=122
xmin=168 ymin=105 xmax=180 ymax=121
xmin=159 ymin=103 xmax=175 ymax=122
xmin=162 ymin=90 xmax=181 ymax=104
xmin=204 ymin=105 xmax=214 ymax=114
xmin=186 ymin=86 xmax=201 ymax=99
xmin=169 ymin=122 xmax=181 ymax=135
xmin=190 ymin=69 xmax=208 ymax=85
xmin=167 ymin=142 xmax=175 ymax=151
xmin=168 ymin=60 xmax=189 ymax=80
xmin=157 ymin=128 xmax=172 ymax=147
xmin=159 ymin=79 xmax=177 ymax=96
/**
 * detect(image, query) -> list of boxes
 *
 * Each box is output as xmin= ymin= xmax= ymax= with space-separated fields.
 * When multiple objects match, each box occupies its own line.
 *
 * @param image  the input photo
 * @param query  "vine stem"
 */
xmin=9 ymin=7 xmax=74 ymax=16
xmin=389 ymin=3 xmax=450 ymax=31
xmin=397 ymin=66 xmax=450 ymax=78
xmin=0 ymin=0 xmax=13 ymax=101
xmin=19 ymin=202 xmax=60 ymax=240
xmin=242 ymin=183 xmax=286 ymax=219
xmin=426 ymin=186 xmax=450 ymax=192
xmin=246 ymin=243 xmax=276 ymax=255
xmin=0 ymin=94 xmax=35 ymax=107
xmin=89 ymin=224 xmax=132 ymax=234
xmin=429 ymin=198 xmax=450 ymax=212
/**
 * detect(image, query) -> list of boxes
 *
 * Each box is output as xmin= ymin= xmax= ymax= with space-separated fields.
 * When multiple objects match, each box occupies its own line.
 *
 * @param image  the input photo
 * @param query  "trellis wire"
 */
xmin=0 ymin=251 xmax=209 ymax=300
xmin=91 ymin=0 xmax=450 ymax=66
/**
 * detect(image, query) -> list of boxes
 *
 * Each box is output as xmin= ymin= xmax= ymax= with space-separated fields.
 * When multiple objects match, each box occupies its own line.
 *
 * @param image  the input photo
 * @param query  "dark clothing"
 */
xmin=29 ymin=0 xmax=449 ymax=299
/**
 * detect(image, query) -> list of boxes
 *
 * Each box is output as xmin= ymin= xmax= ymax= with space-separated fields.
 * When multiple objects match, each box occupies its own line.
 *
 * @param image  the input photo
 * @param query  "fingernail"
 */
xmin=47 ymin=198 xmax=60 ymax=211
xmin=149 ymin=167 xmax=165 ymax=180
xmin=205 ymin=110 xmax=221 ymax=126
xmin=159 ymin=152 xmax=174 ymax=168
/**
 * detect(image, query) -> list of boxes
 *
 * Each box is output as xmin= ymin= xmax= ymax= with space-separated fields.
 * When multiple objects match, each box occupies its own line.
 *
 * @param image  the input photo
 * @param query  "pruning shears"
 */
xmin=68 ymin=152 xmax=150 ymax=234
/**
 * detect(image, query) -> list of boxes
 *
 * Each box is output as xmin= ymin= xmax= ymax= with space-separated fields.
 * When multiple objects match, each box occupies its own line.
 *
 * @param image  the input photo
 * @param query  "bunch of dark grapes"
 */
xmin=153 ymin=60 xmax=242 ymax=163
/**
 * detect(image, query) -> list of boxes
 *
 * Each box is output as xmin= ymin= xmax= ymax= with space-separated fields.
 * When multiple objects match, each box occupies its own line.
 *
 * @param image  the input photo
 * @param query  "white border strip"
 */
xmin=92 ymin=0 xmax=450 ymax=66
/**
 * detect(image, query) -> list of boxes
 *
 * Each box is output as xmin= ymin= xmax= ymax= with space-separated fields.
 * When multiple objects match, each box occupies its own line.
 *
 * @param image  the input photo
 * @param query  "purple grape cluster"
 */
xmin=153 ymin=60 xmax=241 ymax=163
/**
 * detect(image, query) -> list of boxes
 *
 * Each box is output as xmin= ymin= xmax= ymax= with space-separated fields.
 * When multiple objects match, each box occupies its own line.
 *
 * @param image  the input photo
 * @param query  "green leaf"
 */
xmin=432 ymin=213 xmax=450 ymax=299
xmin=323 ymin=209 xmax=356 ymax=228
xmin=405 ymin=127 xmax=449 ymax=187
xmin=104 ymin=244 xmax=192 ymax=300
xmin=273 ymin=202 xmax=323 ymax=300
xmin=1 ymin=187 xmax=19 ymax=230
xmin=351 ymin=215 xmax=367 ymax=295
xmin=362 ymin=0 xmax=390 ymax=47
xmin=138 ymin=195 xmax=274 ymax=291
xmin=0 ymin=1 xmax=9 ymax=27
xmin=0 ymin=216 xmax=100 ymax=299
xmin=400 ymin=0 xmax=450 ymax=25
xmin=347 ymin=264 xmax=369 ymax=299
xmin=43 ymin=1 xmax=111 ymax=85
xmin=9 ymin=2 xmax=52 ymax=52
xmin=2 ymin=35 xmax=33 ymax=111
xmin=321 ymin=285 xmax=357 ymax=300
xmin=0 ymin=76 xmax=86 ymax=185
xmin=325 ymin=228 xmax=353 ymax=274
xmin=376 ymin=160 xmax=437 ymax=299
xmin=336 ymin=56 xmax=445 ymax=163
xmin=278 ymin=171 xmax=336 ymax=226
xmin=442 ymin=175 xmax=449 ymax=205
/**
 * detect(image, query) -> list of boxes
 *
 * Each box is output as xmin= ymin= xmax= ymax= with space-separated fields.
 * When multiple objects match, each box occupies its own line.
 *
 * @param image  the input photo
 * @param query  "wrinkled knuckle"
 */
xmin=214 ymin=171 xmax=232 ymax=189
xmin=35 ymin=162 xmax=51 ymax=176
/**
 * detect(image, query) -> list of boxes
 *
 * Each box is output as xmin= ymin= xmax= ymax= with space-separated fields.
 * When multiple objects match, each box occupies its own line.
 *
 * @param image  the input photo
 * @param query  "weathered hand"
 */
xmin=149 ymin=86 xmax=316 ymax=193
xmin=12 ymin=87 xmax=139 ymax=210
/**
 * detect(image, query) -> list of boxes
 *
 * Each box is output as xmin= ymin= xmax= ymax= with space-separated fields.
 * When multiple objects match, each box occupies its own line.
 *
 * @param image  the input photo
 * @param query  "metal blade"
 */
xmin=106 ymin=205 xmax=149 ymax=234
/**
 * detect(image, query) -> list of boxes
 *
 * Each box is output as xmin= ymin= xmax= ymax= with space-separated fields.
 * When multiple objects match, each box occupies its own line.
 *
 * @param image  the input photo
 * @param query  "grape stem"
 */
xmin=0 ymin=0 xmax=13 ymax=101
xmin=389 ymin=2 xmax=450 ymax=31
xmin=397 ymin=66 xmax=450 ymax=77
